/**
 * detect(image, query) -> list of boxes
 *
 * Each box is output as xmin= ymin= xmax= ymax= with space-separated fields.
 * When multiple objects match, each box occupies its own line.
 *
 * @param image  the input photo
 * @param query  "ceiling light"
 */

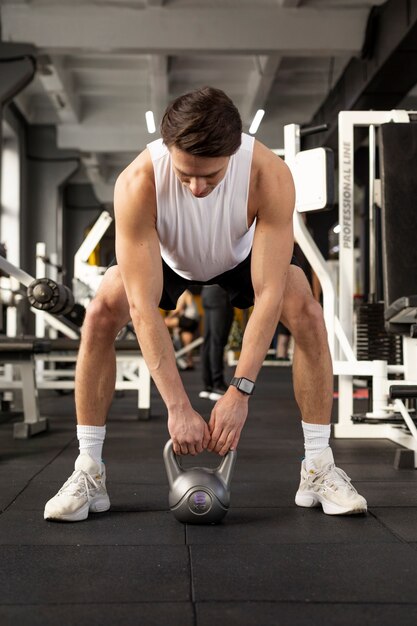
xmin=249 ymin=109 xmax=265 ymax=135
xmin=145 ymin=111 xmax=156 ymax=134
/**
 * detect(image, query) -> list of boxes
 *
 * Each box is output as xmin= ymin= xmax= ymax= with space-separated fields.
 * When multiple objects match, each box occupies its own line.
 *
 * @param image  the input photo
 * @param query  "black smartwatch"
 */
xmin=230 ymin=377 xmax=255 ymax=396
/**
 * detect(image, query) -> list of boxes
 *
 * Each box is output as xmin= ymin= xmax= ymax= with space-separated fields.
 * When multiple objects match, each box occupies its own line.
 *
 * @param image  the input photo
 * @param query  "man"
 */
xmin=44 ymin=87 xmax=366 ymax=522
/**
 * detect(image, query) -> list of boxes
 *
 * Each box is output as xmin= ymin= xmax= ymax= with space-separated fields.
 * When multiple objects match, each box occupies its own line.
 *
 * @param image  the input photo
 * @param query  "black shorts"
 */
xmin=110 ymin=251 xmax=300 ymax=311
xmin=159 ymin=251 xmax=300 ymax=311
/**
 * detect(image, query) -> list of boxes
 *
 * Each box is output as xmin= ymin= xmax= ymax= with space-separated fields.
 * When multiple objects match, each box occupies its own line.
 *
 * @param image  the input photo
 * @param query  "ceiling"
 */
xmin=1 ymin=0 xmax=389 ymax=202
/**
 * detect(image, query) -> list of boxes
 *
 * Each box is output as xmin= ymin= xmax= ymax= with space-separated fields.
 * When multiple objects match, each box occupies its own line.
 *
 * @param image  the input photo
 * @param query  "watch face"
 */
xmin=239 ymin=378 xmax=254 ymax=394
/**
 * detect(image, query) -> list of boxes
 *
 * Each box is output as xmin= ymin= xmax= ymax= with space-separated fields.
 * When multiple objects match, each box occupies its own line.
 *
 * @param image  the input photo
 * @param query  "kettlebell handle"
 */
xmin=216 ymin=448 xmax=237 ymax=489
xmin=163 ymin=439 xmax=237 ymax=489
xmin=163 ymin=439 xmax=184 ymax=487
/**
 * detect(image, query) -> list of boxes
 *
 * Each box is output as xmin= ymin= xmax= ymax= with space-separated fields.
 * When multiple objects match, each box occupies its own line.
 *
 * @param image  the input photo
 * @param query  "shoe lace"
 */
xmin=58 ymin=469 xmax=100 ymax=499
xmin=312 ymin=463 xmax=357 ymax=494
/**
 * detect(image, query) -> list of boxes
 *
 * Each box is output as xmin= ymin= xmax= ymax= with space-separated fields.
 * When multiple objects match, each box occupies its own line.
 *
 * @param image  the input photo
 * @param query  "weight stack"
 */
xmin=356 ymin=301 xmax=402 ymax=364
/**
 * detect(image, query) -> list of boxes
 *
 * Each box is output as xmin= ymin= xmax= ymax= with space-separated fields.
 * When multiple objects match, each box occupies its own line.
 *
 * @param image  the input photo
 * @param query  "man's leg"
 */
xmin=180 ymin=329 xmax=195 ymax=368
xmin=76 ymin=266 xmax=131 ymax=426
xmin=44 ymin=266 xmax=131 ymax=522
xmin=280 ymin=266 xmax=333 ymax=425
xmin=280 ymin=266 xmax=367 ymax=515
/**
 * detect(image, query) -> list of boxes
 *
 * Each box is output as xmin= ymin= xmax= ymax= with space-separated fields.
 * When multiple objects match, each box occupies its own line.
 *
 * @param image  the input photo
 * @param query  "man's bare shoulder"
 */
xmin=115 ymin=148 xmax=155 ymax=204
xmin=252 ymin=140 xmax=292 ymax=187
xmin=249 ymin=140 xmax=295 ymax=220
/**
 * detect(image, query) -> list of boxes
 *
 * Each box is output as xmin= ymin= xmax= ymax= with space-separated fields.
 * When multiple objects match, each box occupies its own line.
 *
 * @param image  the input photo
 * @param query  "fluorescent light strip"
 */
xmin=146 ymin=110 xmax=156 ymax=134
xmin=249 ymin=109 xmax=265 ymax=134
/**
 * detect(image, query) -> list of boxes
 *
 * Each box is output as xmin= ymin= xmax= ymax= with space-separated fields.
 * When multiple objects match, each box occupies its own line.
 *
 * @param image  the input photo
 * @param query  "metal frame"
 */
xmin=0 ymin=253 xmax=79 ymax=339
xmin=0 ymin=251 xmax=152 ymax=435
xmin=284 ymin=111 xmax=417 ymax=460
xmin=73 ymin=210 xmax=113 ymax=304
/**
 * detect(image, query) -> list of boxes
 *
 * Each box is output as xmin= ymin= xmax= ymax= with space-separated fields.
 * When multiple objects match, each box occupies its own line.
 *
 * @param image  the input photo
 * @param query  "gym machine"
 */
xmin=285 ymin=111 xmax=417 ymax=466
xmin=73 ymin=210 xmax=113 ymax=306
xmin=0 ymin=251 xmax=151 ymax=437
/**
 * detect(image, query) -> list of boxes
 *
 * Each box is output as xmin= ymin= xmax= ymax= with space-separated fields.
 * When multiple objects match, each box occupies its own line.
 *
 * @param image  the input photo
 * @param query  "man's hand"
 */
xmin=168 ymin=407 xmax=211 ymax=456
xmin=207 ymin=387 xmax=249 ymax=456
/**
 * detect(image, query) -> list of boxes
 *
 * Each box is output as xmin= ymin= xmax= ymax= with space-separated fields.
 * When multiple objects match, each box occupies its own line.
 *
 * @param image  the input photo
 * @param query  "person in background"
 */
xmin=199 ymin=284 xmax=234 ymax=401
xmin=270 ymin=322 xmax=291 ymax=362
xmin=164 ymin=290 xmax=200 ymax=369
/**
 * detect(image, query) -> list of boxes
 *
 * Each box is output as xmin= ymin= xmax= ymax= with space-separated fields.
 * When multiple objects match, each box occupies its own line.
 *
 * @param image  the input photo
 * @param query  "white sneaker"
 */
xmin=208 ymin=386 xmax=228 ymax=401
xmin=295 ymin=447 xmax=367 ymax=515
xmin=44 ymin=453 xmax=110 ymax=522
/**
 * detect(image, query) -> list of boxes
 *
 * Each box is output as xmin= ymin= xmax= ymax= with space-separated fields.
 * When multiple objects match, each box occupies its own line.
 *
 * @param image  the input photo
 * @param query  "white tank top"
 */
xmin=147 ymin=133 xmax=256 ymax=281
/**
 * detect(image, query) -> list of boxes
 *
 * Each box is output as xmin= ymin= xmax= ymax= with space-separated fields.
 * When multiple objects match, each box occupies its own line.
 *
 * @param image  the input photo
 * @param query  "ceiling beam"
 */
xmin=57 ymin=123 xmax=151 ymax=153
xmin=37 ymin=56 xmax=80 ymax=123
xmin=2 ymin=6 xmax=368 ymax=55
xmin=241 ymin=55 xmax=282 ymax=124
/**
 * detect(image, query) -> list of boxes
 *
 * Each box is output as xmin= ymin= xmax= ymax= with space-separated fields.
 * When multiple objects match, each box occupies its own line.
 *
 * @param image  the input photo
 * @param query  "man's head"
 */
xmin=161 ymin=86 xmax=242 ymax=197
xmin=160 ymin=86 xmax=242 ymax=157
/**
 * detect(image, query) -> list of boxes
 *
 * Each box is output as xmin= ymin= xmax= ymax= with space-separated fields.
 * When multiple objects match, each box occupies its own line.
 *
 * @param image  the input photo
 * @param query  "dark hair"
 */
xmin=160 ymin=86 xmax=242 ymax=157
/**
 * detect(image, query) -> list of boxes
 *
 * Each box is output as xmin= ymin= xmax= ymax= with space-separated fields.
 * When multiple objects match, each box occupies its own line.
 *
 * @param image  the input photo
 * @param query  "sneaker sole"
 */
xmin=295 ymin=492 xmax=367 ymax=515
xmin=208 ymin=393 xmax=224 ymax=401
xmin=44 ymin=496 xmax=110 ymax=522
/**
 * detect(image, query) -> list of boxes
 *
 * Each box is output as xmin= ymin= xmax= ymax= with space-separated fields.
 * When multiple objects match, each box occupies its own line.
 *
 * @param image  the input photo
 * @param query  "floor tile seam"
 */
xmin=1 ymin=437 xmax=77 ymax=514
xmin=193 ymin=599 xmax=417 ymax=606
xmin=0 ymin=600 xmax=195 ymax=607
xmin=187 ymin=543 xmax=198 ymax=624
xmin=369 ymin=510 xmax=414 ymax=544
xmin=219 ymin=504 xmax=417 ymax=509
xmin=195 ymin=599 xmax=417 ymax=607
xmin=0 ymin=505 xmax=301 ymax=514
xmin=6 ymin=508 xmax=170 ymax=513
xmin=2 ymin=599 xmax=417 ymax=607
xmin=185 ymin=537 xmax=400 ymax=548
xmin=185 ymin=539 xmax=402 ymax=545
xmin=0 ymin=542 xmax=190 ymax=547
xmin=407 ymin=542 xmax=417 ymax=555
xmin=0 ymin=537 xmax=402 ymax=549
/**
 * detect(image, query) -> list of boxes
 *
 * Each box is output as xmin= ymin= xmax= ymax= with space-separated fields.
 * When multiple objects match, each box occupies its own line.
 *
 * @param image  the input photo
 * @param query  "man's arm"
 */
xmin=208 ymin=144 xmax=295 ymax=455
xmin=235 ymin=147 xmax=295 ymax=381
xmin=114 ymin=152 xmax=210 ymax=455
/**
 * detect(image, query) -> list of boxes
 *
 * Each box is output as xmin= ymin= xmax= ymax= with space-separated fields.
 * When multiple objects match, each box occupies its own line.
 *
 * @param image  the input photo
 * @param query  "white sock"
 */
xmin=77 ymin=425 xmax=106 ymax=465
xmin=301 ymin=421 xmax=331 ymax=471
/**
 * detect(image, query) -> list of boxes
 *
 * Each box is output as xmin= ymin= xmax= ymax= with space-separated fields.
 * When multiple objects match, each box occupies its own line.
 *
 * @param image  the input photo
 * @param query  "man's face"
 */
xmin=169 ymin=146 xmax=230 ymax=198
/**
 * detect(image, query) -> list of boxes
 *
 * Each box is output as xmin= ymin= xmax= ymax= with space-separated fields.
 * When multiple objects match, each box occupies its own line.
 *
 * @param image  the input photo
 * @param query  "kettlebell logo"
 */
xmin=189 ymin=490 xmax=212 ymax=515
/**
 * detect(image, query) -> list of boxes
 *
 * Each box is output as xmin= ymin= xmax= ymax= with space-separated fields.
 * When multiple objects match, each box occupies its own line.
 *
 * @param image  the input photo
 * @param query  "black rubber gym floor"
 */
xmin=1 ymin=365 xmax=417 ymax=625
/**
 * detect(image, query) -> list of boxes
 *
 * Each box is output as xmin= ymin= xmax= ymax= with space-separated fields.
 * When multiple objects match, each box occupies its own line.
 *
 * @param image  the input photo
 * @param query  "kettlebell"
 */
xmin=163 ymin=439 xmax=237 ymax=524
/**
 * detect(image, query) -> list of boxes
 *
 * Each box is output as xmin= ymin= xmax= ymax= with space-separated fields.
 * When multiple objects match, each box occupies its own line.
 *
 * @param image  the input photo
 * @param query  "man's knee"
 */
xmin=287 ymin=296 xmax=327 ymax=344
xmin=83 ymin=296 xmax=124 ymax=338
